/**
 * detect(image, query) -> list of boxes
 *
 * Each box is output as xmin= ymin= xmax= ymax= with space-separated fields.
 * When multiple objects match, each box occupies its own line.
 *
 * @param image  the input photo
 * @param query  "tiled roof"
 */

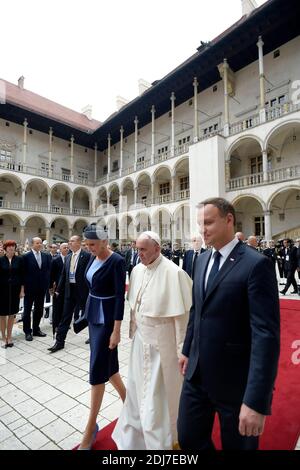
xmin=2 ymin=79 xmax=101 ymax=133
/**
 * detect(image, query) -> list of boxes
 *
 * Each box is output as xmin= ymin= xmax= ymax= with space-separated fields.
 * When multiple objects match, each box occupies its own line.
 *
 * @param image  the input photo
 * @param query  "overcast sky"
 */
xmin=2 ymin=0 xmax=267 ymax=122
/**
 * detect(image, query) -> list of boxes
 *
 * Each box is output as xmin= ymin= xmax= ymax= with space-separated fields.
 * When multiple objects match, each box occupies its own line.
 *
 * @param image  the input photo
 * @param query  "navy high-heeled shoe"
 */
xmin=78 ymin=423 xmax=99 ymax=450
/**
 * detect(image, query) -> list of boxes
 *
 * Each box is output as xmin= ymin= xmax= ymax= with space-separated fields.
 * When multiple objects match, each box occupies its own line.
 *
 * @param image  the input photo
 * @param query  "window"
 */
xmin=158 ymin=146 xmax=168 ymax=155
xmin=62 ymin=168 xmax=71 ymax=181
xmin=250 ymin=156 xmax=262 ymax=174
xmin=178 ymin=136 xmax=191 ymax=146
xmin=278 ymin=95 xmax=286 ymax=104
xmin=270 ymin=98 xmax=277 ymax=107
xmin=112 ymin=160 xmax=119 ymax=172
xmin=189 ymin=99 xmax=193 ymax=106
xmin=41 ymin=162 xmax=54 ymax=173
xmin=0 ymin=197 xmax=3 ymax=208
xmin=0 ymin=149 xmax=13 ymax=162
xmin=159 ymin=182 xmax=170 ymax=195
xmin=180 ymin=176 xmax=189 ymax=191
xmin=78 ymin=170 xmax=89 ymax=183
xmin=273 ymin=49 xmax=280 ymax=58
xmin=213 ymin=85 xmax=218 ymax=92
xmin=254 ymin=216 xmax=265 ymax=237
xmin=137 ymin=155 xmax=144 ymax=163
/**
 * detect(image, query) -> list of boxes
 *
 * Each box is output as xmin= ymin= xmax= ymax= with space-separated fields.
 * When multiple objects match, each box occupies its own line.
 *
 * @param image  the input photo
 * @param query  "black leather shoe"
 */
xmin=25 ymin=334 xmax=33 ymax=341
xmin=49 ymin=342 xmax=64 ymax=353
xmin=85 ymin=338 xmax=90 ymax=345
xmin=279 ymin=290 xmax=286 ymax=295
xmin=33 ymin=330 xmax=47 ymax=337
xmin=291 ymin=291 xmax=298 ymax=294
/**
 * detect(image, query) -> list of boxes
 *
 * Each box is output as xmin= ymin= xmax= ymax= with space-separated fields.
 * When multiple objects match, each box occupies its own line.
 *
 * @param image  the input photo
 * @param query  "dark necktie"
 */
xmin=191 ymin=251 xmax=198 ymax=280
xmin=205 ymin=251 xmax=221 ymax=294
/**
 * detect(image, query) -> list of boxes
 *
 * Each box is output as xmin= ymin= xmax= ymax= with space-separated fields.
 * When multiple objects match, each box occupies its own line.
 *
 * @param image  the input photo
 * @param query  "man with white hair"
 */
xmin=112 ymin=231 xmax=193 ymax=450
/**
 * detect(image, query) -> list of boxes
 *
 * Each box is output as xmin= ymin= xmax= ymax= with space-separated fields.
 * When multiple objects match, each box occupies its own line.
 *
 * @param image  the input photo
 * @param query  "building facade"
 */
xmin=1 ymin=0 xmax=300 ymax=245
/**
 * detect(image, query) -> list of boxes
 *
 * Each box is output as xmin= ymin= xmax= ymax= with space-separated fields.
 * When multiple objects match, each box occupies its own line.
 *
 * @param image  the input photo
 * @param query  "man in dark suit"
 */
xmin=177 ymin=197 xmax=280 ymax=450
xmin=49 ymin=242 xmax=69 ymax=334
xmin=48 ymin=235 xmax=90 ymax=352
xmin=125 ymin=241 xmax=137 ymax=278
xmin=182 ymin=235 xmax=206 ymax=279
xmin=22 ymin=237 xmax=52 ymax=341
xmin=280 ymin=239 xmax=298 ymax=295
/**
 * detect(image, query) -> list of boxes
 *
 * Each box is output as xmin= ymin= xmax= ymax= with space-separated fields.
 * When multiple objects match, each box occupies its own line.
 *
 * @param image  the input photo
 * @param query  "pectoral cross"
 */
xmin=136 ymin=298 xmax=142 ymax=312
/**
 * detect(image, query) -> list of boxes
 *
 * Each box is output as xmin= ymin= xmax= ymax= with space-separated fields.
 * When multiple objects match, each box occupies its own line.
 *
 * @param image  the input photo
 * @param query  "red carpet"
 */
xmin=78 ymin=299 xmax=300 ymax=450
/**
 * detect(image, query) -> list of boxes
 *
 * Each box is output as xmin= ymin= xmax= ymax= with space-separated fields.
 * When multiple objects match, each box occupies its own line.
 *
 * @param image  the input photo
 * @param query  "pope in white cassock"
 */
xmin=112 ymin=231 xmax=193 ymax=450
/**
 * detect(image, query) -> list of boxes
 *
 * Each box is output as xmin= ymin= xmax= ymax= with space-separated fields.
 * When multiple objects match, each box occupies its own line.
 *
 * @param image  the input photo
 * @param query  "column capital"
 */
xmin=256 ymin=35 xmax=264 ymax=48
xmin=23 ymin=118 xmax=28 ymax=127
xmin=70 ymin=135 xmax=75 ymax=143
xmin=94 ymin=142 xmax=98 ymax=150
xmin=193 ymin=77 xmax=198 ymax=87
xmin=151 ymin=105 xmax=156 ymax=114
xmin=223 ymin=58 xmax=229 ymax=68
xmin=120 ymin=125 xmax=124 ymax=134
xmin=108 ymin=133 xmax=111 ymax=143
xmin=49 ymin=126 xmax=53 ymax=135
xmin=134 ymin=116 xmax=139 ymax=125
xmin=170 ymin=92 xmax=176 ymax=102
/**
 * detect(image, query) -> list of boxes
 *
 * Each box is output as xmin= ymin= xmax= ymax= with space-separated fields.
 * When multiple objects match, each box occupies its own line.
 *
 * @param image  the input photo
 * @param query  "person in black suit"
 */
xmin=280 ymin=239 xmax=298 ymax=295
xmin=182 ymin=235 xmax=206 ymax=279
xmin=49 ymin=242 xmax=69 ymax=335
xmin=177 ymin=197 xmax=280 ymax=450
xmin=263 ymin=240 xmax=277 ymax=269
xmin=48 ymin=235 xmax=90 ymax=352
xmin=124 ymin=241 xmax=137 ymax=278
xmin=22 ymin=237 xmax=52 ymax=341
xmin=171 ymin=243 xmax=182 ymax=266
xmin=0 ymin=240 xmax=24 ymax=347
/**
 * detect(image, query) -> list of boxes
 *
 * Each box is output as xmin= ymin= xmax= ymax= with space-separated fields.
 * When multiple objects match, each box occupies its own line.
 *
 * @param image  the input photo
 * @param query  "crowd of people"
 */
xmin=0 ymin=196 xmax=296 ymax=449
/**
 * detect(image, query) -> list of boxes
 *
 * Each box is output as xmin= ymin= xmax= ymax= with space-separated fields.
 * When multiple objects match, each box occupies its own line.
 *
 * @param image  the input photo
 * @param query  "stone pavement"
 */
xmin=0 ymin=290 xmax=299 ymax=450
xmin=0 ymin=303 xmax=131 ymax=450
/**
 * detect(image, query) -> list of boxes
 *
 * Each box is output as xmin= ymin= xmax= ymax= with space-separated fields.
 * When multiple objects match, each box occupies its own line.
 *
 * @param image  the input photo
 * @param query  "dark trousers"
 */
xmin=177 ymin=370 xmax=259 ymax=451
xmin=56 ymin=286 xmax=81 ymax=344
xmin=23 ymin=291 xmax=46 ymax=334
xmin=282 ymin=269 xmax=298 ymax=293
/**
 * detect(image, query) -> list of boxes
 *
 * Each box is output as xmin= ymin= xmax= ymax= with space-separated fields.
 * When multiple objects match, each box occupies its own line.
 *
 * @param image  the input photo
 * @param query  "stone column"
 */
xmin=119 ymin=126 xmax=124 ymax=177
xmin=193 ymin=77 xmax=199 ymax=142
xmin=225 ymin=160 xmax=231 ymax=190
xmin=134 ymin=184 xmax=138 ymax=207
xmin=264 ymin=210 xmax=272 ymax=240
xmin=48 ymin=127 xmax=53 ymax=177
xmin=23 ymin=118 xmax=28 ymax=166
xmin=22 ymin=187 xmax=26 ymax=209
xmin=47 ymin=190 xmax=51 ymax=212
xmin=171 ymin=174 xmax=175 ymax=201
xmin=70 ymin=135 xmax=74 ymax=182
xmin=70 ymin=194 xmax=73 ymax=214
xmin=223 ymin=59 xmax=230 ymax=137
xmin=170 ymin=93 xmax=176 ymax=157
xmin=69 ymin=227 xmax=73 ymax=239
xmin=107 ymin=134 xmax=111 ymax=182
xmin=151 ymin=178 xmax=155 ymax=205
xmin=257 ymin=36 xmax=266 ymax=123
xmin=134 ymin=116 xmax=138 ymax=171
xmin=20 ymin=224 xmax=25 ymax=245
xmin=45 ymin=226 xmax=50 ymax=243
xmin=151 ymin=105 xmax=155 ymax=164
xmin=262 ymin=149 xmax=268 ymax=182
xmin=94 ymin=143 xmax=98 ymax=183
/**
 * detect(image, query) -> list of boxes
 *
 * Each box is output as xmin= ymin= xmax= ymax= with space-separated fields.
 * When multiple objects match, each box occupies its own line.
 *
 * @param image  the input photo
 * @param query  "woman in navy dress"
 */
xmin=79 ymin=225 xmax=126 ymax=450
